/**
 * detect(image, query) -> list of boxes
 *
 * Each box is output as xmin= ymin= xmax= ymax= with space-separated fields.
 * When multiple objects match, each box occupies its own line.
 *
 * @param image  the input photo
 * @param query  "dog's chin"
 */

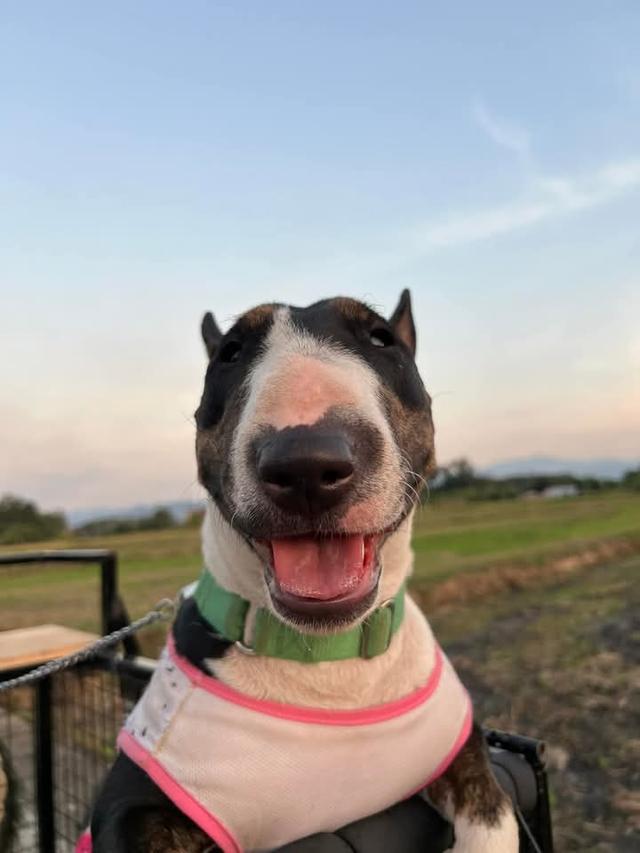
xmin=250 ymin=533 xmax=384 ymax=631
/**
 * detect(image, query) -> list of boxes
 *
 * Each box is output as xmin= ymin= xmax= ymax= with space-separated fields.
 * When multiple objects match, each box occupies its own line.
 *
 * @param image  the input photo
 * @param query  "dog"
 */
xmin=89 ymin=291 xmax=518 ymax=852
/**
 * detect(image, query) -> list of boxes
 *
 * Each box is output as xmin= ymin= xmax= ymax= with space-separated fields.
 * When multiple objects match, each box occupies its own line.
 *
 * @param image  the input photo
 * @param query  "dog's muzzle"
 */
xmin=255 ymin=427 xmax=356 ymax=516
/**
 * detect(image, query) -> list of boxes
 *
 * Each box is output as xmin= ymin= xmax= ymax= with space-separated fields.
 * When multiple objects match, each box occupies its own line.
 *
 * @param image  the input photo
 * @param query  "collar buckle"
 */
xmin=360 ymin=596 xmax=397 ymax=660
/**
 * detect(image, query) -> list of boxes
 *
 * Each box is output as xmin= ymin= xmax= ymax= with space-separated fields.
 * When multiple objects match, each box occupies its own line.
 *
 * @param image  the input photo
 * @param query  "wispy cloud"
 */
xmin=450 ymin=100 xmax=640 ymax=249
xmin=408 ymin=158 xmax=640 ymax=250
xmin=309 ymin=154 xmax=640 ymax=291
xmin=473 ymin=99 xmax=531 ymax=162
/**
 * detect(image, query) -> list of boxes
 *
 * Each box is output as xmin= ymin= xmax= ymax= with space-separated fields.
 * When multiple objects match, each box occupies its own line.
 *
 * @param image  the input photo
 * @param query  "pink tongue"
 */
xmin=270 ymin=536 xmax=366 ymax=600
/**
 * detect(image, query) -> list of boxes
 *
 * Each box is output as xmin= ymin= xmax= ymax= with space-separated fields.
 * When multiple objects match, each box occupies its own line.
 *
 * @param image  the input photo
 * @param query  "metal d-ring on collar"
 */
xmin=358 ymin=594 xmax=400 ymax=660
xmin=234 ymin=639 xmax=258 ymax=656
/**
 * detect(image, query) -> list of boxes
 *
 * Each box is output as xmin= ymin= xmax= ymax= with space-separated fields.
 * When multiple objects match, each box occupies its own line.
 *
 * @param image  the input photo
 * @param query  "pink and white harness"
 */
xmin=97 ymin=631 xmax=472 ymax=853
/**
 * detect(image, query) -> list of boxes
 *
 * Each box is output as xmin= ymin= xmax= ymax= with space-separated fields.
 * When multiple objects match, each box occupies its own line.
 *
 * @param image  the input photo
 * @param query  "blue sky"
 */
xmin=1 ymin=2 xmax=639 ymax=511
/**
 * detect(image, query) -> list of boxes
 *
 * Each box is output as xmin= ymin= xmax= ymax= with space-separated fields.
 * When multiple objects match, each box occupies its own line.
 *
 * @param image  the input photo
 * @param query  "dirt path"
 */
xmin=429 ymin=555 xmax=640 ymax=852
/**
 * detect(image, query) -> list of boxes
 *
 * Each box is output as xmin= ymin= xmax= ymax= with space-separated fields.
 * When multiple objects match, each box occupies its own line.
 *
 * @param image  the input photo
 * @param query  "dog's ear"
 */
xmin=389 ymin=289 xmax=416 ymax=356
xmin=201 ymin=312 xmax=223 ymax=359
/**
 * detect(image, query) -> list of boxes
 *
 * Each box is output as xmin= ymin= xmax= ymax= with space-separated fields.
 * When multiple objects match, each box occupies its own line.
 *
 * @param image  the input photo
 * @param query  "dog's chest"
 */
xmin=119 ymin=638 xmax=471 ymax=852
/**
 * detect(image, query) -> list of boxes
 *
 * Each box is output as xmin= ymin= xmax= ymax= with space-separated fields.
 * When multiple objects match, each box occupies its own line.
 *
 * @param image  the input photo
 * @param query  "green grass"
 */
xmin=412 ymin=490 xmax=640 ymax=582
xmin=0 ymin=491 xmax=638 ymax=643
xmin=0 ymin=527 xmax=203 ymax=636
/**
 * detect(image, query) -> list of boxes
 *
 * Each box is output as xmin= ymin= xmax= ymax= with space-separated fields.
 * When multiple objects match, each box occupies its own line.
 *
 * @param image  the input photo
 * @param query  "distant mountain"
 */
xmin=481 ymin=456 xmax=638 ymax=481
xmin=67 ymin=500 xmax=205 ymax=528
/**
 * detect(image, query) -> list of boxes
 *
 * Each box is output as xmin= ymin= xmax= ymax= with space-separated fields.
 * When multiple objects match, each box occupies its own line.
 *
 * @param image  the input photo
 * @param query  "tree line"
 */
xmin=429 ymin=459 xmax=640 ymax=501
xmin=0 ymin=495 xmax=201 ymax=546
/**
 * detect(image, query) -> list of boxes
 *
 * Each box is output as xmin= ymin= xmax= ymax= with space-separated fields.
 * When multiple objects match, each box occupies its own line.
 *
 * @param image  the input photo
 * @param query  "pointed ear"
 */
xmin=201 ymin=312 xmax=223 ymax=359
xmin=389 ymin=289 xmax=416 ymax=356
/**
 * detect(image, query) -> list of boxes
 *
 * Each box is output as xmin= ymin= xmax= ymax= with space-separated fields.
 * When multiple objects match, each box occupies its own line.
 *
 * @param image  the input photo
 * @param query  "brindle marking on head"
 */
xmin=332 ymin=296 xmax=375 ymax=323
xmin=379 ymin=384 xmax=436 ymax=495
xmin=242 ymin=303 xmax=280 ymax=329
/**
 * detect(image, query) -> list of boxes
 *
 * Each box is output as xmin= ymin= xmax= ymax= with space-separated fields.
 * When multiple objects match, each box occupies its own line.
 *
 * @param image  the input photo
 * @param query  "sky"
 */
xmin=1 ymin=1 xmax=639 ymax=512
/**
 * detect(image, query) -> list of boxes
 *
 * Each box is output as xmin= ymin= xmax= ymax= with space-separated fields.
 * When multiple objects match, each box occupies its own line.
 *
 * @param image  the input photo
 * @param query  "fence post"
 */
xmin=100 ymin=552 xmax=141 ymax=656
xmin=100 ymin=552 xmax=118 ymax=637
xmin=34 ymin=676 xmax=55 ymax=853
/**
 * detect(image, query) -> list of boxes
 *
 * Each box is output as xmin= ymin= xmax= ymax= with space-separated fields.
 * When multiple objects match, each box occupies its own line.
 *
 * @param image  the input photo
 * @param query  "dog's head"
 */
xmin=195 ymin=292 xmax=435 ymax=629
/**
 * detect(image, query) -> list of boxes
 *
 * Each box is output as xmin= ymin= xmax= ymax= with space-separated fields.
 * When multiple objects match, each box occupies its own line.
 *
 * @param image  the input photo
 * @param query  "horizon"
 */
xmin=18 ymin=453 xmax=640 ymax=517
xmin=2 ymin=3 xmax=639 ymax=511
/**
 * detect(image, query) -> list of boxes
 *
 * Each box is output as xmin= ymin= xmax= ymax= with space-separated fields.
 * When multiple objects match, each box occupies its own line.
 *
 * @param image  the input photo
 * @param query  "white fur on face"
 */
xmin=230 ymin=307 xmax=406 ymax=534
xmin=201 ymin=498 xmax=270 ymax=609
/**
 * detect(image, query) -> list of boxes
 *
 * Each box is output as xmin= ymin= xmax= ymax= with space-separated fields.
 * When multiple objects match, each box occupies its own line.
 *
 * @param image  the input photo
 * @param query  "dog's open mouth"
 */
xmin=261 ymin=533 xmax=382 ymax=620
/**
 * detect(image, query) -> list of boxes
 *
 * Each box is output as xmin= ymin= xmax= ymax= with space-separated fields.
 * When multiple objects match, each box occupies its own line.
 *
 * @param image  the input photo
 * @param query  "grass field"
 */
xmin=1 ymin=491 xmax=638 ymax=638
xmin=1 ymin=490 xmax=639 ymax=850
xmin=430 ymin=552 xmax=640 ymax=851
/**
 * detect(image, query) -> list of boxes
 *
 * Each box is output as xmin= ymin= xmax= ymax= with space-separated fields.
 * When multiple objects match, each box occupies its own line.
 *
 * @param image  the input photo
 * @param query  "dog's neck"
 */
xmin=199 ymin=502 xmax=436 ymax=709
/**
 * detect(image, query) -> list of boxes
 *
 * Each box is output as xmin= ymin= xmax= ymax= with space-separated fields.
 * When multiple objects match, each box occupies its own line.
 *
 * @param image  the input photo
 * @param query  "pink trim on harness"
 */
xmin=425 ymin=699 xmax=473 ymax=784
xmin=118 ymin=730 xmax=241 ymax=853
xmin=403 ymin=699 xmax=474 ymax=799
xmin=167 ymin=632 xmax=444 ymax=726
xmin=79 ymin=702 xmax=472 ymax=853
xmin=74 ymin=831 xmax=92 ymax=853
xmin=117 ymin=621 xmax=471 ymax=850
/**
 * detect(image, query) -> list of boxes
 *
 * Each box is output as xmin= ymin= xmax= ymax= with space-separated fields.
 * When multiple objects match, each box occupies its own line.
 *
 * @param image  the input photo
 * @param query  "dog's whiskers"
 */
xmin=229 ymin=508 xmax=241 ymax=530
xmin=402 ymin=480 xmax=422 ymax=506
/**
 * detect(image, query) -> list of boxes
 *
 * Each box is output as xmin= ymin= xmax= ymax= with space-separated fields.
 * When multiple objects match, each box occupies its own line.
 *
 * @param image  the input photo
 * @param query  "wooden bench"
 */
xmin=0 ymin=624 xmax=98 ymax=673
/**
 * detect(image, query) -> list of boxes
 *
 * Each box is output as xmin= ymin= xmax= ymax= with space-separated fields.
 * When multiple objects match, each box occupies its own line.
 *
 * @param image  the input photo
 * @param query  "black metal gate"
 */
xmin=1 ymin=653 xmax=152 ymax=852
xmin=0 ymin=550 xmax=151 ymax=852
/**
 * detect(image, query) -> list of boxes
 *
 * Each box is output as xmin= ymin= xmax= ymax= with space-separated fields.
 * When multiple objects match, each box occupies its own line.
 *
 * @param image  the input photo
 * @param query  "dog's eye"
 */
xmin=369 ymin=327 xmax=395 ymax=348
xmin=219 ymin=340 xmax=242 ymax=363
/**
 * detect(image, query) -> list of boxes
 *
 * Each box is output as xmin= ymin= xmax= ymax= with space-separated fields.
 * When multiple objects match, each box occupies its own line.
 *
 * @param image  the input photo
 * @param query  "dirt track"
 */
xmin=430 ymin=554 xmax=640 ymax=852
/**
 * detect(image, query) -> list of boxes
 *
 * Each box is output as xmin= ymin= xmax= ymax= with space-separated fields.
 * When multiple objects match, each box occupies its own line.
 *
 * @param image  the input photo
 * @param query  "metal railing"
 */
xmin=0 ymin=550 xmax=140 ymax=657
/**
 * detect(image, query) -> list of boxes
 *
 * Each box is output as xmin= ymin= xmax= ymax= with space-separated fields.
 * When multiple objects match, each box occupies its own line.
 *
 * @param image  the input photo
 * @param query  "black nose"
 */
xmin=256 ymin=428 xmax=355 ymax=515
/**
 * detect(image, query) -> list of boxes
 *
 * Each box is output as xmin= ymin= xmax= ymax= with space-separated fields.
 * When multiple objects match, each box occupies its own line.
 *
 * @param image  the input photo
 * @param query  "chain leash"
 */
xmin=0 ymin=598 xmax=176 ymax=694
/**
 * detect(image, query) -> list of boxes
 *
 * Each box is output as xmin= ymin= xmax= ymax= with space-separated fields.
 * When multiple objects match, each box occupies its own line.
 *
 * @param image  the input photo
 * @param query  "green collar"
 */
xmin=193 ymin=569 xmax=405 ymax=664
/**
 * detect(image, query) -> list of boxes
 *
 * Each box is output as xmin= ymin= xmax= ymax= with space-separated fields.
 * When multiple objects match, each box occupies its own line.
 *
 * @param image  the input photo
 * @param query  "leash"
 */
xmin=515 ymin=804 xmax=544 ymax=853
xmin=0 ymin=598 xmax=176 ymax=694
